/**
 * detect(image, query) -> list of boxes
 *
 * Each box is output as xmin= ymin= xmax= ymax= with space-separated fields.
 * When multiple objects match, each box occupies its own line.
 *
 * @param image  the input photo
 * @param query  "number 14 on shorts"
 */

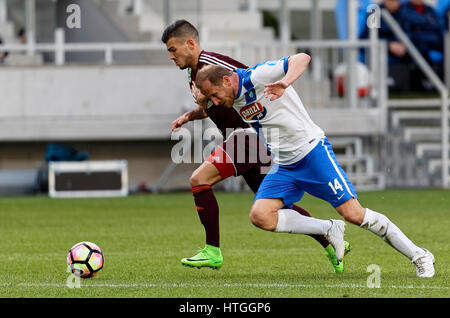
xmin=328 ymin=178 xmax=343 ymax=195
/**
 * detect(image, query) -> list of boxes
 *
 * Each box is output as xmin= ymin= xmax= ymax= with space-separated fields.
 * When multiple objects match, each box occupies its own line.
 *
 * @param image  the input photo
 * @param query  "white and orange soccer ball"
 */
xmin=67 ymin=242 xmax=104 ymax=278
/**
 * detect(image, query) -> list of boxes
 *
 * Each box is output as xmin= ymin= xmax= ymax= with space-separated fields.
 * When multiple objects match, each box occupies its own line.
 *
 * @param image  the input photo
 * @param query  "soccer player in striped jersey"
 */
xmin=161 ymin=20 xmax=350 ymax=272
xmin=195 ymin=55 xmax=435 ymax=278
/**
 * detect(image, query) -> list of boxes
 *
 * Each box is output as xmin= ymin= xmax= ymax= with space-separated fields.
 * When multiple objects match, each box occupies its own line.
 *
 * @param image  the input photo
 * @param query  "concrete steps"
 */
xmin=387 ymin=105 xmax=450 ymax=187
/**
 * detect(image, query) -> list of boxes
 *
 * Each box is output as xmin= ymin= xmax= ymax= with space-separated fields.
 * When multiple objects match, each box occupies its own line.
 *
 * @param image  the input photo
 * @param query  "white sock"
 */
xmin=275 ymin=209 xmax=332 ymax=235
xmin=361 ymin=208 xmax=425 ymax=261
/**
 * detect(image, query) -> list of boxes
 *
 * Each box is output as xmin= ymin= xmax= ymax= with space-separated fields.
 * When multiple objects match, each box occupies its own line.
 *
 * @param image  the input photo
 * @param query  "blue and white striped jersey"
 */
xmin=233 ymin=57 xmax=324 ymax=165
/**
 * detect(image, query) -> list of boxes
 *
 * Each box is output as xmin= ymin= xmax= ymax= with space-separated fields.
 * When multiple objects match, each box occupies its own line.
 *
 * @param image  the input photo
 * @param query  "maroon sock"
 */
xmin=291 ymin=204 xmax=329 ymax=248
xmin=192 ymin=185 xmax=220 ymax=248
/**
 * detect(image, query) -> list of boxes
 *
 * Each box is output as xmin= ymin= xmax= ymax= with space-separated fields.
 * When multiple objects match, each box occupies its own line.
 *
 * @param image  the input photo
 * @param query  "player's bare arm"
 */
xmin=171 ymin=105 xmax=208 ymax=131
xmin=264 ymin=53 xmax=311 ymax=101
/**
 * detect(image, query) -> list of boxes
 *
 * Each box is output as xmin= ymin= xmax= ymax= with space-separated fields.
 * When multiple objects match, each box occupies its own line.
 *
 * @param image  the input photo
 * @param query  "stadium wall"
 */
xmin=0 ymin=65 xmax=207 ymax=192
xmin=0 ymin=65 xmax=192 ymax=140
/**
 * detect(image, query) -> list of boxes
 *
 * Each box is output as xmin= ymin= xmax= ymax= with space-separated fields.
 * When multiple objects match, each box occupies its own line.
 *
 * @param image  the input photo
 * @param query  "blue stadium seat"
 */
xmin=428 ymin=50 xmax=443 ymax=63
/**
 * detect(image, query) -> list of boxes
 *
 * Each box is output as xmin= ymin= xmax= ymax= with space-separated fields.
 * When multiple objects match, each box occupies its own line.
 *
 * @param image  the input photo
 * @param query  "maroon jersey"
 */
xmin=189 ymin=51 xmax=272 ymax=192
xmin=188 ymin=50 xmax=250 ymax=138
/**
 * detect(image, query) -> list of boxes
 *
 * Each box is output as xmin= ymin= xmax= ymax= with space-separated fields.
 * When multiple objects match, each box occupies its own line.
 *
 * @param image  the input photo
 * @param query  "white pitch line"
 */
xmin=0 ymin=282 xmax=448 ymax=290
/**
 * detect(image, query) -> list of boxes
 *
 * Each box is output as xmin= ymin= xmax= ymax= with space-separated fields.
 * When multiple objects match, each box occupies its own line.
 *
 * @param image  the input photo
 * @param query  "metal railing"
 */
xmin=380 ymin=8 xmax=449 ymax=189
xmin=230 ymin=38 xmax=387 ymax=115
xmin=0 ymin=30 xmax=386 ymax=110
xmin=0 ymin=28 xmax=167 ymax=65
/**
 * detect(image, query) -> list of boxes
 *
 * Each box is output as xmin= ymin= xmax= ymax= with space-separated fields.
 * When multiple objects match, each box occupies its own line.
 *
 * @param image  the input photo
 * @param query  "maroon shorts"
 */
xmin=205 ymin=129 xmax=272 ymax=193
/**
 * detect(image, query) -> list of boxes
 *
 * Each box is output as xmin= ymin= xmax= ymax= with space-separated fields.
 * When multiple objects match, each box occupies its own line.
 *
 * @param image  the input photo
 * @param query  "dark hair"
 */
xmin=161 ymin=20 xmax=199 ymax=43
xmin=195 ymin=65 xmax=233 ymax=89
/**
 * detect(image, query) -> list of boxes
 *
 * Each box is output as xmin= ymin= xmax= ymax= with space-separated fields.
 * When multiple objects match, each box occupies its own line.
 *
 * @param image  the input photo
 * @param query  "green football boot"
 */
xmin=325 ymin=241 xmax=351 ymax=273
xmin=181 ymin=245 xmax=223 ymax=269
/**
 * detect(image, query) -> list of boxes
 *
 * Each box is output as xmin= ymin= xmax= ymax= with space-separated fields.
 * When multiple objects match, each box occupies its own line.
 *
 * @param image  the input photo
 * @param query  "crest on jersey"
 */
xmin=244 ymin=88 xmax=257 ymax=104
xmin=239 ymin=102 xmax=267 ymax=121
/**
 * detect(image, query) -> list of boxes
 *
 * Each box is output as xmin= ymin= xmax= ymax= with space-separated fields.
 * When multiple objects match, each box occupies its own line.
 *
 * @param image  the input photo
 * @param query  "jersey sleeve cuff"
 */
xmin=282 ymin=56 xmax=289 ymax=74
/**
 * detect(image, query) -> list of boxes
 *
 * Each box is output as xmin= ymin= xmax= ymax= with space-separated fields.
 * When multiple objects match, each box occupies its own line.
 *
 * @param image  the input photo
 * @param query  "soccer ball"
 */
xmin=67 ymin=241 xmax=104 ymax=278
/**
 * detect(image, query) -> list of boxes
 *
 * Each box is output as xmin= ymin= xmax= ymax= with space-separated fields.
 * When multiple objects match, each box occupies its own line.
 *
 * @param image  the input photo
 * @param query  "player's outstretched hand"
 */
xmin=264 ymin=80 xmax=289 ymax=101
xmin=192 ymin=82 xmax=207 ymax=106
xmin=171 ymin=113 xmax=190 ymax=131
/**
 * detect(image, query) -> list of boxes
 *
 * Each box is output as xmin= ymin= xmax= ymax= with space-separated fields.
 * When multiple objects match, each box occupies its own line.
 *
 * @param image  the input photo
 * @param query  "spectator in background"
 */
xmin=361 ymin=0 xmax=409 ymax=91
xmin=377 ymin=0 xmax=407 ymax=63
xmin=398 ymin=0 xmax=444 ymax=89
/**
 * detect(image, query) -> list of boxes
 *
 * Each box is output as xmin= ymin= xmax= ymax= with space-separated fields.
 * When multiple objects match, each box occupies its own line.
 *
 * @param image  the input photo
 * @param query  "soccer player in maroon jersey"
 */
xmin=161 ymin=20 xmax=350 ymax=272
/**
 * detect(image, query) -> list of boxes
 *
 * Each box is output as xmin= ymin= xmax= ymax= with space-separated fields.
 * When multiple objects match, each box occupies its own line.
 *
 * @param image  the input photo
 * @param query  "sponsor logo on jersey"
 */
xmin=239 ymin=102 xmax=267 ymax=121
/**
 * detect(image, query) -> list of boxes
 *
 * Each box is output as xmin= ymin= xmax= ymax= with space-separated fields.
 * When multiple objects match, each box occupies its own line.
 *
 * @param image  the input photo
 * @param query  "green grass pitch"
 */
xmin=0 ymin=189 xmax=449 ymax=298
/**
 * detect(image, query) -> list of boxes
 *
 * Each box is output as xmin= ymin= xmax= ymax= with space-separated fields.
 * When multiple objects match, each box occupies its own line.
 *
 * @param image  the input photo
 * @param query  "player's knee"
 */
xmin=342 ymin=208 xmax=365 ymax=225
xmin=190 ymin=164 xmax=221 ymax=187
xmin=249 ymin=207 xmax=277 ymax=231
xmin=189 ymin=168 xmax=208 ymax=186
xmin=336 ymin=199 xmax=365 ymax=225
xmin=249 ymin=210 xmax=270 ymax=230
xmin=189 ymin=172 xmax=201 ymax=187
